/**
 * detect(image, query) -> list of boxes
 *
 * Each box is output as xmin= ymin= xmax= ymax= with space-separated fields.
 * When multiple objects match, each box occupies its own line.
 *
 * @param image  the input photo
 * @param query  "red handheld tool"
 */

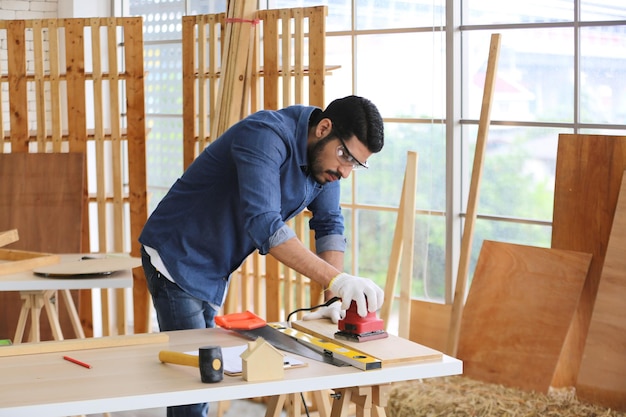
xmin=335 ymin=300 xmax=389 ymax=342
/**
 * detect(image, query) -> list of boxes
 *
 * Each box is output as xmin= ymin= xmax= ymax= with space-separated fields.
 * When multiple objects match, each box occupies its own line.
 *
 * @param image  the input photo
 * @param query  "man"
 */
xmin=139 ymin=95 xmax=385 ymax=417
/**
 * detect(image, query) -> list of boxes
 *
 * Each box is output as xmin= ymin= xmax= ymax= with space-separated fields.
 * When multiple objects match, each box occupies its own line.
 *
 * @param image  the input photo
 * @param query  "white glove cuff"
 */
xmin=328 ymin=272 xmax=349 ymax=294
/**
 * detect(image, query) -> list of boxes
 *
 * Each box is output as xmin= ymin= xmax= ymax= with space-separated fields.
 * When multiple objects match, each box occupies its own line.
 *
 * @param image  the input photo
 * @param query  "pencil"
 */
xmin=63 ymin=355 xmax=92 ymax=369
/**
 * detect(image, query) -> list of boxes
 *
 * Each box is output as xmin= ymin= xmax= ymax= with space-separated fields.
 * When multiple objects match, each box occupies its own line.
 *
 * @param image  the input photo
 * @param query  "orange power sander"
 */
xmin=335 ymin=300 xmax=389 ymax=342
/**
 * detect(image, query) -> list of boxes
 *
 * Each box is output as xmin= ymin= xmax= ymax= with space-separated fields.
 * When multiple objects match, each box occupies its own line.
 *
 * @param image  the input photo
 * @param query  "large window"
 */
xmin=127 ymin=0 xmax=626 ymax=305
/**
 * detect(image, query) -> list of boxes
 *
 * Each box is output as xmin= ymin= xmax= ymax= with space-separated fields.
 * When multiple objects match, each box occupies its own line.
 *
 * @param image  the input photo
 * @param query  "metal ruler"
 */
xmin=268 ymin=323 xmax=382 ymax=371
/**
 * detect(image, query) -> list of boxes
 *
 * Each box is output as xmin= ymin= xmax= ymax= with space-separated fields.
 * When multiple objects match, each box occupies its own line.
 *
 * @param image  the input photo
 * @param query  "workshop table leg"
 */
xmin=43 ymin=290 xmax=64 ymax=341
xmin=61 ymin=289 xmax=86 ymax=338
xmin=330 ymin=388 xmax=353 ymax=417
xmin=265 ymin=394 xmax=287 ymax=417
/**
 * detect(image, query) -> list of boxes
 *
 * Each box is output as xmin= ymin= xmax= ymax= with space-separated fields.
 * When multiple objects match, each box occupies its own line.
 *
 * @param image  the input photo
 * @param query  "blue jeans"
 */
xmin=141 ymin=246 xmax=218 ymax=417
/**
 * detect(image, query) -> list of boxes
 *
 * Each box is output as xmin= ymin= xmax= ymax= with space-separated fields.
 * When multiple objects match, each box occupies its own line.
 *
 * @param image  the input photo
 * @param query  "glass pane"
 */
xmin=263 ymin=0 xmax=352 ymax=31
xmin=356 ymin=32 xmax=445 ymax=119
xmin=464 ymin=29 xmax=574 ymax=123
xmin=579 ymin=128 xmax=626 ymax=135
xmin=189 ymin=0 xmax=227 ymax=14
xmin=130 ymin=0 xmax=184 ymax=42
xmin=325 ymin=36 xmax=354 ymax=101
xmin=469 ymin=220 xmax=552 ymax=281
xmin=463 ymin=125 xmax=568 ymax=221
xmin=581 ymin=1 xmax=626 ymax=21
xmin=463 ymin=0 xmax=574 ymax=25
xmin=580 ymin=26 xmax=626 ymax=125
xmin=145 ymin=116 xmax=184 ymax=213
xmin=356 ymin=210 xmax=446 ymax=300
xmin=145 ymin=44 xmax=183 ymax=115
xmin=356 ymin=0 xmax=445 ymax=31
xmin=354 ymin=122 xmax=446 ymax=211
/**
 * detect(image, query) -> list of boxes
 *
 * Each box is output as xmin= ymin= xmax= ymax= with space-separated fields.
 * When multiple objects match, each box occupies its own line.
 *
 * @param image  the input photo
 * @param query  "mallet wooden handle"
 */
xmin=159 ymin=350 xmax=199 ymax=367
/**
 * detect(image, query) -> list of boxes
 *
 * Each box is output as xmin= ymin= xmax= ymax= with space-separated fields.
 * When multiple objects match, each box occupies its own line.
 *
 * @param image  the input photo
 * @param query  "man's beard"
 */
xmin=307 ymin=136 xmax=340 ymax=185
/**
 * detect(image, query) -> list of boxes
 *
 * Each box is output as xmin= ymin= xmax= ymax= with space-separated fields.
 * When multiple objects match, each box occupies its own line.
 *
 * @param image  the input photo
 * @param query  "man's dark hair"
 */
xmin=311 ymin=95 xmax=384 ymax=153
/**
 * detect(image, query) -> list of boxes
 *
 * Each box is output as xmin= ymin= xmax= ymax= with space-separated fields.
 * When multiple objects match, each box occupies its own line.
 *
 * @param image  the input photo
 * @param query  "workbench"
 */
xmin=0 ymin=327 xmax=462 ymax=417
xmin=0 ymin=254 xmax=134 ymax=342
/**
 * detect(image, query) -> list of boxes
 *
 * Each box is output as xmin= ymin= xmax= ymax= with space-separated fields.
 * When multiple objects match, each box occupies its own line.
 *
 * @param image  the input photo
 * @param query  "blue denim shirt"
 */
xmin=139 ymin=105 xmax=346 ymax=305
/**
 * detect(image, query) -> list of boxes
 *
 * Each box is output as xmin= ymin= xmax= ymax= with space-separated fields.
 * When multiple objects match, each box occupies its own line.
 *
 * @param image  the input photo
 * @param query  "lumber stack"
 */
xmin=210 ymin=0 xmax=258 ymax=141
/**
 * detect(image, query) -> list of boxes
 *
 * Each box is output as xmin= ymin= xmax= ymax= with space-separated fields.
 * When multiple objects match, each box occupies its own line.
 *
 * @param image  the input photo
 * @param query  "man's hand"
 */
xmin=302 ymin=300 xmax=344 ymax=323
xmin=329 ymin=273 xmax=384 ymax=317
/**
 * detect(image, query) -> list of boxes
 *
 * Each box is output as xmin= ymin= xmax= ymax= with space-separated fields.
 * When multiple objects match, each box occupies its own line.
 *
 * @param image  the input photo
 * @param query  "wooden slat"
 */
xmin=106 ymin=19 xmax=124 ymax=254
xmin=182 ymin=16 xmax=197 ymax=168
xmin=48 ymin=19 xmax=63 ymax=152
xmin=381 ymin=151 xmax=418 ymax=327
xmin=262 ymin=9 xmax=280 ymax=110
xmin=447 ymin=33 xmax=501 ymax=356
xmin=0 ymin=332 xmax=168 ymax=357
xmin=280 ymin=9 xmax=291 ymax=107
xmin=293 ymin=8 xmax=304 ymax=104
xmin=551 ymin=133 xmax=626 ymax=387
xmin=123 ymin=16 xmax=149 ymax=334
xmin=64 ymin=18 xmax=87 ymax=152
xmin=7 ymin=20 xmax=28 ymax=153
xmin=32 ymin=20 xmax=46 ymax=152
xmin=398 ymin=152 xmax=418 ymax=339
xmin=0 ymin=229 xmax=19 ymax=248
xmin=307 ymin=6 xmax=327 ymax=107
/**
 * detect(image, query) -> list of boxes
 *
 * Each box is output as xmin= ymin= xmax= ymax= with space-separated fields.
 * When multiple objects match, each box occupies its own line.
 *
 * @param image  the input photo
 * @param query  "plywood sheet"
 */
xmin=457 ymin=240 xmax=591 ymax=393
xmin=550 ymin=134 xmax=626 ymax=387
xmin=0 ymin=153 xmax=85 ymax=341
xmin=576 ymin=171 xmax=626 ymax=411
xmin=293 ymin=319 xmax=442 ymax=365
xmin=0 ymin=153 xmax=85 ymax=253
xmin=409 ymin=300 xmax=451 ymax=353
xmin=32 ymin=256 xmax=141 ymax=277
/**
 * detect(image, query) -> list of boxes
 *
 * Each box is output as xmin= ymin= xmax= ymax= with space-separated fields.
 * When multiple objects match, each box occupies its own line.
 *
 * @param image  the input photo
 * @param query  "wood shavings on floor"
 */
xmin=388 ymin=376 xmax=626 ymax=417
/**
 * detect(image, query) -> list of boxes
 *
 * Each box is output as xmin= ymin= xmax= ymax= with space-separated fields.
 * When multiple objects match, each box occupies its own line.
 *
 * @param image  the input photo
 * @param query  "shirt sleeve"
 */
xmin=307 ymin=180 xmax=346 ymax=253
xmin=229 ymin=118 xmax=290 ymax=255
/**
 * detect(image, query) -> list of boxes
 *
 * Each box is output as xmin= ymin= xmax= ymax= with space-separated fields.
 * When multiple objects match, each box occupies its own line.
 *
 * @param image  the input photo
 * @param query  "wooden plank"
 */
xmin=457 ymin=240 xmax=591 ymax=393
xmin=0 ymin=249 xmax=60 ymax=275
xmin=447 ymin=33 xmax=501 ymax=356
xmin=409 ymin=300 xmax=451 ymax=353
xmin=307 ymin=6 xmax=327 ymax=108
xmin=293 ymin=8 xmax=304 ymax=104
xmin=576 ymin=170 xmax=626 ymax=411
xmin=7 ymin=20 xmax=28 ymax=153
xmin=380 ymin=151 xmax=418 ymax=328
xmin=261 ymin=9 xmax=280 ymax=110
xmin=280 ymin=9 xmax=292 ymax=107
xmin=182 ymin=15 xmax=197 ymax=168
xmin=32 ymin=20 xmax=47 ymax=152
xmin=123 ymin=16 xmax=149 ymax=334
xmin=0 ymin=229 xmax=19 ymax=248
xmin=0 ymin=332 xmax=169 ymax=357
xmin=398 ymin=152 xmax=418 ymax=338
xmin=64 ymin=18 xmax=88 ymax=151
xmin=293 ymin=319 xmax=442 ymax=365
xmin=90 ymin=18 xmax=107 ymax=253
xmin=550 ymin=133 xmax=626 ymax=387
xmin=48 ymin=19 xmax=63 ymax=152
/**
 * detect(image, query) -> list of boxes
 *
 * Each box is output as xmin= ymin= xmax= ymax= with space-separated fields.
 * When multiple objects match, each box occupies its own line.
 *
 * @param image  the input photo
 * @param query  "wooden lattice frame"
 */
xmin=0 ymin=17 xmax=150 ymax=335
xmin=182 ymin=6 xmax=328 ymax=321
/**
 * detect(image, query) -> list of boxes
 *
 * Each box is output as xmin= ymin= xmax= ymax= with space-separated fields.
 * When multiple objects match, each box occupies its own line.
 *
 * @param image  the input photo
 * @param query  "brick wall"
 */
xmin=0 ymin=0 xmax=58 ymax=19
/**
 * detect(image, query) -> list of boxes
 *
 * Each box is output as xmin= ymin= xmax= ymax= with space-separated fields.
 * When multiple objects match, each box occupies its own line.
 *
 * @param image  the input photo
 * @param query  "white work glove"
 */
xmin=329 ymin=273 xmax=384 ymax=317
xmin=302 ymin=300 xmax=345 ymax=324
